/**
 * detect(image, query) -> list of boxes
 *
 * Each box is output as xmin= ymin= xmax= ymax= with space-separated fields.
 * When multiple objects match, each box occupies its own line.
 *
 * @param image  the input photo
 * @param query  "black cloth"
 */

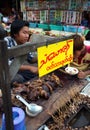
xmin=18 ymin=70 xmax=37 ymax=82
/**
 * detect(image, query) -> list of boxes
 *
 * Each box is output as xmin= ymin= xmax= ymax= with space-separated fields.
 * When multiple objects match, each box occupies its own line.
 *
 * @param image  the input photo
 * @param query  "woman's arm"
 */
xmin=78 ymin=70 xmax=90 ymax=79
xmin=19 ymin=65 xmax=38 ymax=74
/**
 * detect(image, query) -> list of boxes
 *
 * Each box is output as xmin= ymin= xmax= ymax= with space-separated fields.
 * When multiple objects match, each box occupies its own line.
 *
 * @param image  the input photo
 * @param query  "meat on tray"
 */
xmin=12 ymin=73 xmax=63 ymax=103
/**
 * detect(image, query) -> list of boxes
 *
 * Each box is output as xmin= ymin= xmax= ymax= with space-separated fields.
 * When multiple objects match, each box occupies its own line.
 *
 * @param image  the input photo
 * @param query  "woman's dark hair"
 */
xmin=10 ymin=20 xmax=29 ymax=38
xmin=85 ymin=31 xmax=90 ymax=40
xmin=72 ymin=34 xmax=84 ymax=53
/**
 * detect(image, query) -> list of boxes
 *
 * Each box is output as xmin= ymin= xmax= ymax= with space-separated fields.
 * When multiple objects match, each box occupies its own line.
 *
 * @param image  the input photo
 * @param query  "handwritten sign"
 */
xmin=37 ymin=39 xmax=73 ymax=77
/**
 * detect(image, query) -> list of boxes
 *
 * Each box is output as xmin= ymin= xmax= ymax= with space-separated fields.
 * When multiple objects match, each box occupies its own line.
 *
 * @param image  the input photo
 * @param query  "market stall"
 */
xmin=0 ymin=33 xmax=90 ymax=130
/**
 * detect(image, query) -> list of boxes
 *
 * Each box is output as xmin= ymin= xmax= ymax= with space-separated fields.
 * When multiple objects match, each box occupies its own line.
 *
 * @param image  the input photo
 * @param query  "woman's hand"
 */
xmin=29 ymin=66 xmax=38 ymax=74
xmin=77 ymin=70 xmax=86 ymax=79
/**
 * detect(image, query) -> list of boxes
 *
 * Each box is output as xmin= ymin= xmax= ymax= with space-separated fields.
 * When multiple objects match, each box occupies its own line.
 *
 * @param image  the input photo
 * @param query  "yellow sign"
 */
xmin=37 ymin=39 xmax=73 ymax=77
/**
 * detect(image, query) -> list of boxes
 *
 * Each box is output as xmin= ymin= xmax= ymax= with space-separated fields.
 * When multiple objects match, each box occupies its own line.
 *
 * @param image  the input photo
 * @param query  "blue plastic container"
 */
xmin=2 ymin=107 xmax=26 ymax=130
xmin=63 ymin=25 xmax=85 ymax=33
xmin=29 ymin=22 xmax=38 ymax=28
xmin=38 ymin=23 xmax=50 ymax=31
xmin=50 ymin=24 xmax=63 ymax=31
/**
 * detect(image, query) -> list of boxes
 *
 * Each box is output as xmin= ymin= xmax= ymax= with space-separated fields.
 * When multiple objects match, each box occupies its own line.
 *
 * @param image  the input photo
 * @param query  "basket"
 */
xmin=49 ymin=24 xmax=63 ymax=31
xmin=38 ymin=24 xmax=50 ymax=31
xmin=63 ymin=25 xmax=85 ymax=33
xmin=29 ymin=22 xmax=38 ymax=28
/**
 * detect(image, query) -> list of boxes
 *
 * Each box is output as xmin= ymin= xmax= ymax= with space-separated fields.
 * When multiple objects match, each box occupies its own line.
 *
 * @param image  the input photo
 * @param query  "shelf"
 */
xmin=25 ymin=0 xmax=82 ymax=25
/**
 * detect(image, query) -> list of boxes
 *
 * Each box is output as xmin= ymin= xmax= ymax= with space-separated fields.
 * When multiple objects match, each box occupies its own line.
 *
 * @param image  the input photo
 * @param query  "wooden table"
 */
xmin=25 ymin=71 xmax=88 ymax=130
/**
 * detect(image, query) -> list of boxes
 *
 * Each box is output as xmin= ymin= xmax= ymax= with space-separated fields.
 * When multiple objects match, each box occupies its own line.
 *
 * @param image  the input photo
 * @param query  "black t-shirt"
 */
xmin=18 ymin=70 xmax=37 ymax=81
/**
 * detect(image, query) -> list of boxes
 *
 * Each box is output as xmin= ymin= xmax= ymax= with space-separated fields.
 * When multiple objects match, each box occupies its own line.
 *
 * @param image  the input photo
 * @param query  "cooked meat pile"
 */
xmin=12 ymin=73 xmax=63 ymax=102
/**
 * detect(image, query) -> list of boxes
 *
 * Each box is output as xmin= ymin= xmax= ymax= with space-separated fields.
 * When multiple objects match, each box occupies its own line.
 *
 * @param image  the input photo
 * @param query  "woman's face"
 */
xmin=74 ymin=46 xmax=86 ymax=59
xmin=14 ymin=26 xmax=29 ymax=44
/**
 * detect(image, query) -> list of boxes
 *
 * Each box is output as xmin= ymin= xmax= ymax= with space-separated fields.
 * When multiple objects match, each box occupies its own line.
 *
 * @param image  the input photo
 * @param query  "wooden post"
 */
xmin=0 ymin=40 xmax=14 ymax=130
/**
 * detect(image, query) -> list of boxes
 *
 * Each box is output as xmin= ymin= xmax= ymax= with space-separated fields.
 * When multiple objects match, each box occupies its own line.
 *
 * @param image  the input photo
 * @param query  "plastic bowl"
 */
xmin=65 ymin=66 xmax=79 ymax=75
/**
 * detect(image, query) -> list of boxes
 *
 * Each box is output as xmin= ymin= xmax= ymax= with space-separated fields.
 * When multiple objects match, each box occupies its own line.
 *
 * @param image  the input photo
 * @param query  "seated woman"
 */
xmin=4 ymin=19 xmax=38 ymax=85
xmin=70 ymin=34 xmax=90 ymax=79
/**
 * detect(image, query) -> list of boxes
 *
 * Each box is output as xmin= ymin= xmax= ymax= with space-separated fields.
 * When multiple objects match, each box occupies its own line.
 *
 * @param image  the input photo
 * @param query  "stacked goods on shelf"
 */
xmin=25 ymin=0 xmax=39 ymax=9
xmin=40 ymin=10 xmax=48 ymax=23
xmin=49 ymin=10 xmax=61 ymax=24
xmin=69 ymin=0 xmax=77 ymax=10
xmin=61 ymin=10 xmax=82 ymax=25
xmin=39 ymin=0 xmax=49 ymax=9
xmin=33 ymin=1 xmax=39 ymax=9
xmin=27 ymin=11 xmax=40 ymax=21
xmin=25 ymin=1 xmax=33 ymax=9
xmin=33 ymin=10 xmax=40 ymax=21
xmin=49 ymin=10 xmax=56 ymax=24
xmin=50 ymin=0 xmax=56 ymax=8
xmin=55 ymin=10 xmax=61 ymax=24
xmin=24 ymin=0 xmax=89 ymax=34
